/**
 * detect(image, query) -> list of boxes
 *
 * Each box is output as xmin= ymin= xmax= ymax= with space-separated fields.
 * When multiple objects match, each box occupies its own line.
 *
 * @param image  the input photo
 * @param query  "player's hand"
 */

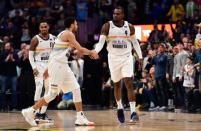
xmin=43 ymin=69 xmax=49 ymax=79
xmin=33 ymin=68 xmax=39 ymax=76
xmin=89 ymin=50 xmax=99 ymax=59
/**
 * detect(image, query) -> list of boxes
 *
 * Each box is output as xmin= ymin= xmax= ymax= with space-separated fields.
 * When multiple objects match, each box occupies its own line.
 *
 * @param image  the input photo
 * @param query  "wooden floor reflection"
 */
xmin=0 ymin=110 xmax=201 ymax=131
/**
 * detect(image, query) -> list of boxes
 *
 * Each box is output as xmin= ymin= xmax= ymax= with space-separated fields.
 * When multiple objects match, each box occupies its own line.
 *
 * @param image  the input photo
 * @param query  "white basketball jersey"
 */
xmin=34 ymin=34 xmax=56 ymax=62
xmin=50 ymin=31 xmax=72 ymax=63
xmin=107 ymin=21 xmax=132 ymax=57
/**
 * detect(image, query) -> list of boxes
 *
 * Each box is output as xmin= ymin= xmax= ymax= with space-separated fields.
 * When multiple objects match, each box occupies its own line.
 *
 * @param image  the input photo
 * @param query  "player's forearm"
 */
xmin=29 ymin=51 xmax=36 ymax=69
xmin=79 ymin=47 xmax=92 ymax=55
xmin=94 ymin=35 xmax=106 ymax=53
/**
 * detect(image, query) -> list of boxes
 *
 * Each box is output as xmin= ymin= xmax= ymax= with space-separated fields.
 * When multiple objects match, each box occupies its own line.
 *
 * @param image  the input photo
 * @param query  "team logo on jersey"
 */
xmin=112 ymin=40 xmax=127 ymax=48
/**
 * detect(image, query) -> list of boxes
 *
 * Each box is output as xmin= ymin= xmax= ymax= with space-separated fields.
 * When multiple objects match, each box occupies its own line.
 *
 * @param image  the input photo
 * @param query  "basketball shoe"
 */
xmin=130 ymin=112 xmax=139 ymax=122
xmin=117 ymin=109 xmax=125 ymax=123
xmin=75 ymin=112 xmax=94 ymax=126
xmin=35 ymin=113 xmax=54 ymax=123
xmin=22 ymin=108 xmax=37 ymax=126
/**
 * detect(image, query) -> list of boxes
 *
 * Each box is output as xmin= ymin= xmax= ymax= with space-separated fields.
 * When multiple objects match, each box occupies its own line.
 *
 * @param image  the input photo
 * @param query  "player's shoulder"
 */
xmin=127 ymin=22 xmax=135 ymax=34
xmin=127 ymin=22 xmax=134 ymax=28
xmin=102 ymin=21 xmax=110 ymax=30
xmin=49 ymin=34 xmax=57 ymax=39
xmin=60 ymin=30 xmax=75 ymax=39
xmin=31 ymin=35 xmax=39 ymax=42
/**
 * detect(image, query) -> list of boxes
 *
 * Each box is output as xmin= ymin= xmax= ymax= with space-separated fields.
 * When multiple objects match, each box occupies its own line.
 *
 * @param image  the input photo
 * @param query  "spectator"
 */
xmin=173 ymin=43 xmax=189 ymax=108
xmin=194 ymin=23 xmax=201 ymax=49
xmin=186 ymin=0 xmax=196 ymax=19
xmin=0 ymin=42 xmax=19 ymax=110
xmin=148 ymin=24 xmax=160 ymax=44
xmin=182 ymin=56 xmax=195 ymax=111
xmin=127 ymin=0 xmax=138 ymax=24
xmin=152 ymin=44 xmax=169 ymax=110
xmin=193 ymin=39 xmax=201 ymax=93
xmin=17 ymin=45 xmax=35 ymax=109
xmin=167 ymin=0 xmax=185 ymax=22
xmin=20 ymin=27 xmax=31 ymax=43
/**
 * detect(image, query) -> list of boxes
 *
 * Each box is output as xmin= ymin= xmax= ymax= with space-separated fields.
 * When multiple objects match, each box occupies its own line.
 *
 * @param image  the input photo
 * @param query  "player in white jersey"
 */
xmin=94 ymin=6 xmax=143 ymax=123
xmin=22 ymin=17 xmax=98 ymax=126
xmin=28 ymin=22 xmax=56 ymax=123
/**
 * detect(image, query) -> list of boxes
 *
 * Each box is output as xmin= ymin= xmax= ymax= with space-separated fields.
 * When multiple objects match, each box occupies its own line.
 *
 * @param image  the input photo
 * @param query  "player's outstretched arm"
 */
xmin=67 ymin=32 xmax=99 ymax=59
xmin=94 ymin=22 xmax=109 ymax=53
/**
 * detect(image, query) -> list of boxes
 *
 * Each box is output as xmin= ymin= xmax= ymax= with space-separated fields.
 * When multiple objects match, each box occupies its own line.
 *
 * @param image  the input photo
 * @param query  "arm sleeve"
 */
xmin=94 ymin=35 xmax=107 ymax=53
xmin=131 ymin=35 xmax=143 ymax=59
xmin=29 ymin=51 xmax=36 ymax=69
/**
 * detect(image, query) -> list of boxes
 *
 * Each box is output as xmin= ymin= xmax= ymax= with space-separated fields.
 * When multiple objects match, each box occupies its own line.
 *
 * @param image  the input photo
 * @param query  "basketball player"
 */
xmin=94 ymin=6 xmax=142 ymax=123
xmin=22 ymin=17 xmax=98 ymax=126
xmin=29 ymin=21 xmax=56 ymax=123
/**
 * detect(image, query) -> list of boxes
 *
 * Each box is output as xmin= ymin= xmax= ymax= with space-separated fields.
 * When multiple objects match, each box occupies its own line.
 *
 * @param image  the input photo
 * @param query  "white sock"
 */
xmin=77 ymin=111 xmax=84 ymax=117
xmin=129 ymin=101 xmax=136 ymax=113
xmin=40 ymin=106 xmax=47 ymax=114
xmin=116 ymin=99 xmax=123 ymax=109
xmin=150 ymin=102 xmax=155 ymax=108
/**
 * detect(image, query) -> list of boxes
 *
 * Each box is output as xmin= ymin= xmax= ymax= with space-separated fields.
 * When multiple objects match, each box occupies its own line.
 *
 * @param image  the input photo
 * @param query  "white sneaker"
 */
xmin=75 ymin=114 xmax=94 ymax=126
xmin=22 ymin=108 xmax=37 ymax=126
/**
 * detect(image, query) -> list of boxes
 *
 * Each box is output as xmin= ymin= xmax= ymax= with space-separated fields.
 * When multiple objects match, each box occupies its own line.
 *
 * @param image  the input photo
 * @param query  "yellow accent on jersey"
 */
xmin=54 ymin=44 xmax=68 ymax=49
xmin=35 ymin=48 xmax=52 ymax=52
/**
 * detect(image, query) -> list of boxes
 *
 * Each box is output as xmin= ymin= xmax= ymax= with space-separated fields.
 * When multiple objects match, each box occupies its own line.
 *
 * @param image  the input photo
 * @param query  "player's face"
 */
xmin=72 ymin=20 xmax=78 ymax=32
xmin=39 ymin=23 xmax=49 ymax=35
xmin=113 ymin=9 xmax=124 ymax=22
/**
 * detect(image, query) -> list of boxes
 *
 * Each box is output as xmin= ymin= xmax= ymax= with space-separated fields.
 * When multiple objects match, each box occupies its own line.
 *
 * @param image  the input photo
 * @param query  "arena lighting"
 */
xmin=134 ymin=24 xmax=176 ymax=42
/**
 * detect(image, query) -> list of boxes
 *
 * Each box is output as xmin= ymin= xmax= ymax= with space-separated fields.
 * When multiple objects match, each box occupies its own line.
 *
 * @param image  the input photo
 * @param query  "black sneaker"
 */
xmin=35 ymin=113 xmax=54 ymax=123
xmin=41 ymin=113 xmax=54 ymax=123
xmin=130 ymin=112 xmax=139 ymax=122
xmin=117 ymin=109 xmax=125 ymax=123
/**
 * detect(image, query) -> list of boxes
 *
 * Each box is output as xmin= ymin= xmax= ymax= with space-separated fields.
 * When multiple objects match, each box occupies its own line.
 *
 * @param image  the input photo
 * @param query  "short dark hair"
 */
xmin=114 ymin=6 xmax=124 ymax=14
xmin=159 ymin=44 xmax=165 ymax=48
xmin=39 ymin=20 xmax=49 ymax=25
xmin=187 ymin=56 xmax=193 ymax=61
xmin=64 ymin=17 xmax=76 ymax=28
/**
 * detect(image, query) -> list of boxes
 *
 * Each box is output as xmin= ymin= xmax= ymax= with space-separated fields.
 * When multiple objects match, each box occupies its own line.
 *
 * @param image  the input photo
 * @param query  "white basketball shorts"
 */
xmin=48 ymin=59 xmax=80 ymax=94
xmin=108 ymin=54 xmax=134 ymax=83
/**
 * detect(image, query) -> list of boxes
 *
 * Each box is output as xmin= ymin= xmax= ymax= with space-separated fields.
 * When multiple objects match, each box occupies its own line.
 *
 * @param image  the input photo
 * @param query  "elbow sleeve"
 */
xmin=132 ymin=36 xmax=143 ymax=59
xmin=94 ymin=35 xmax=106 ymax=53
xmin=29 ymin=51 xmax=36 ymax=69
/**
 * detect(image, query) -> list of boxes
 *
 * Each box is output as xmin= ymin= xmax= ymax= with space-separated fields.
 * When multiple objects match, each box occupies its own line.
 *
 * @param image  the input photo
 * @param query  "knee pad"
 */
xmin=44 ymin=90 xmax=57 ymax=103
xmin=72 ymin=88 xmax=82 ymax=103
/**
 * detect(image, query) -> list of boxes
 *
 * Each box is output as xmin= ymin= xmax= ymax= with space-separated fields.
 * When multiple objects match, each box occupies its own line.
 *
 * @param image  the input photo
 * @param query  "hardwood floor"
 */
xmin=0 ymin=110 xmax=201 ymax=131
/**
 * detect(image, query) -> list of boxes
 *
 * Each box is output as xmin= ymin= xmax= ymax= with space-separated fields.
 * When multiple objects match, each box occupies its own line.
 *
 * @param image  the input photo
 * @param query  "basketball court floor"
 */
xmin=0 ymin=110 xmax=201 ymax=131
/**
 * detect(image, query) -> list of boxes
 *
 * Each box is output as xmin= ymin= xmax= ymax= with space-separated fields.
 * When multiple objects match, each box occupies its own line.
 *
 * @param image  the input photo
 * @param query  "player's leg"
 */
xmin=34 ymin=76 xmax=43 ymax=115
xmin=123 ymin=77 xmax=139 ymax=122
xmin=22 ymin=61 xmax=58 ymax=126
xmin=38 ymin=79 xmax=53 ymax=123
xmin=113 ymin=81 xmax=125 ymax=123
xmin=122 ymin=56 xmax=139 ymax=122
xmin=72 ymin=88 xmax=94 ymax=126
xmin=22 ymin=90 xmax=57 ymax=126
xmin=62 ymin=65 xmax=94 ymax=126
xmin=108 ymin=57 xmax=125 ymax=123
